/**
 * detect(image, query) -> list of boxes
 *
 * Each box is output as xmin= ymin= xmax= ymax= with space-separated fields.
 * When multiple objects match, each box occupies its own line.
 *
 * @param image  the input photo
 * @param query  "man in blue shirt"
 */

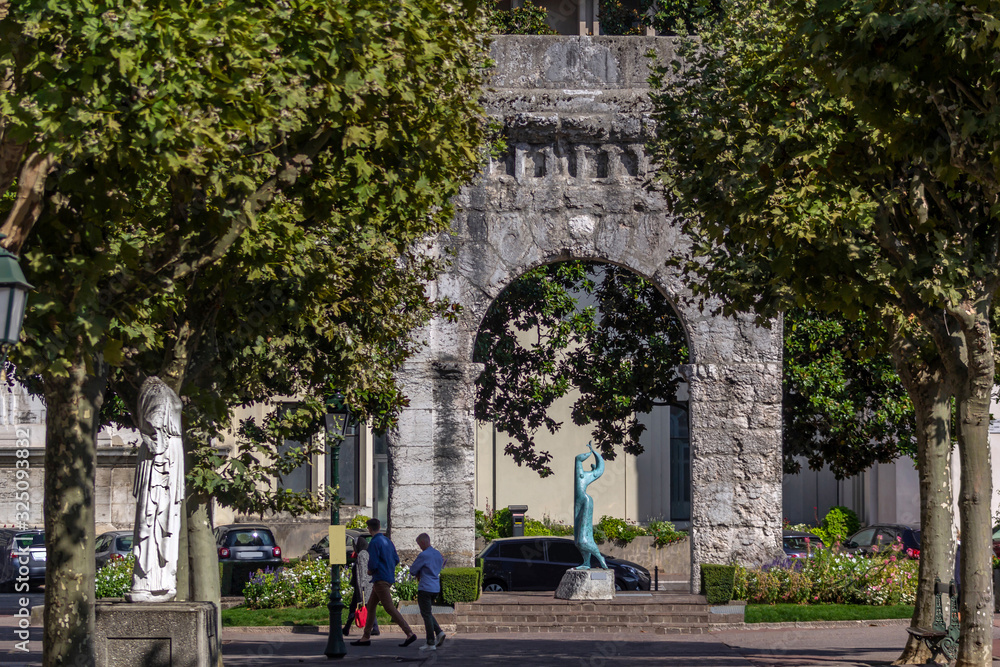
xmin=409 ymin=533 xmax=447 ymax=651
xmin=351 ymin=518 xmax=418 ymax=648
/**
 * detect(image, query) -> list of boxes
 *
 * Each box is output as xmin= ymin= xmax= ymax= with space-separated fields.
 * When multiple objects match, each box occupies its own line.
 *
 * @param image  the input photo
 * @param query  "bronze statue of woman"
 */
xmin=573 ymin=441 xmax=608 ymax=570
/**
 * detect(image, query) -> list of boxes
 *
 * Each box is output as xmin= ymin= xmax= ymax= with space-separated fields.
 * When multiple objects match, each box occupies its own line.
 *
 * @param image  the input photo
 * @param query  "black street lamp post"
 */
xmin=323 ymin=398 xmax=351 ymax=659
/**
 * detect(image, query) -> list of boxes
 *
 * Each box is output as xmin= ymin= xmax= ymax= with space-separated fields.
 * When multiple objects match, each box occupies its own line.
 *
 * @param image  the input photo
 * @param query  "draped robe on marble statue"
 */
xmin=126 ymin=377 xmax=184 ymax=603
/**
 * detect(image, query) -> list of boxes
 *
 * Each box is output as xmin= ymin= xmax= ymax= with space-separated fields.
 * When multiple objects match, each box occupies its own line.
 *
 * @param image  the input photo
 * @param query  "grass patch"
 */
xmin=745 ymin=603 xmax=914 ymax=624
xmin=222 ymin=605 xmax=397 ymax=627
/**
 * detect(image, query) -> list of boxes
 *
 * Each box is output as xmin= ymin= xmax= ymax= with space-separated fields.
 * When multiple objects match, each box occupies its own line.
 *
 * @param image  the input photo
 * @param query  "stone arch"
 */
xmin=460 ymin=254 xmax=694 ymax=364
xmin=388 ymin=35 xmax=782 ymax=593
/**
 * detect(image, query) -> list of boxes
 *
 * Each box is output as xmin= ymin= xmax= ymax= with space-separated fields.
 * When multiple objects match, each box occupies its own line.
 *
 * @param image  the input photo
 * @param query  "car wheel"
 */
xmin=614 ymin=581 xmax=624 ymax=591
xmin=483 ymin=580 xmax=507 ymax=592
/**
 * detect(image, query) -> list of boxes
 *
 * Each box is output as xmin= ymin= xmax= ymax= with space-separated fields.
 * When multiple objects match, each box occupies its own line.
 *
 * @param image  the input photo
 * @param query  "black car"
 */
xmin=0 ymin=529 xmax=45 ymax=592
xmin=478 ymin=537 xmax=651 ymax=592
xmin=214 ymin=524 xmax=283 ymax=568
xmin=95 ymin=530 xmax=133 ymax=569
xmin=844 ymin=524 xmax=920 ymax=556
xmin=782 ymin=530 xmax=825 ymax=558
xmin=304 ymin=528 xmax=366 ymax=566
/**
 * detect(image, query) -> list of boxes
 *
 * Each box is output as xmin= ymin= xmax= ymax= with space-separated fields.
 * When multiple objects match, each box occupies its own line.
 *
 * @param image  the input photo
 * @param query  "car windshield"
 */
xmin=783 ymin=537 xmax=816 ymax=550
xmin=15 ymin=533 xmax=44 ymax=548
xmin=116 ymin=535 xmax=133 ymax=551
xmin=225 ymin=530 xmax=274 ymax=547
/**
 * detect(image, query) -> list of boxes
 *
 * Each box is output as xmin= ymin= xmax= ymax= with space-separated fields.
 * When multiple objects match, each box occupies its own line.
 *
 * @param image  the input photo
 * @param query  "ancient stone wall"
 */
xmin=389 ymin=36 xmax=784 ymax=590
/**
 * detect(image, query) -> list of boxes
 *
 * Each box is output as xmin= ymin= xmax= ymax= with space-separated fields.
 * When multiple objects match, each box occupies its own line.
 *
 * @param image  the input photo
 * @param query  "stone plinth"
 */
xmin=95 ymin=601 xmax=218 ymax=667
xmin=554 ymin=568 xmax=614 ymax=600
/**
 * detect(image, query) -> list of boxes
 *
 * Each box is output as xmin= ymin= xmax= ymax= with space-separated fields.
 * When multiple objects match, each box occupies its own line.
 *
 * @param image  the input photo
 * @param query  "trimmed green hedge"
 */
xmin=438 ymin=567 xmax=482 ymax=604
xmin=700 ymin=564 xmax=736 ymax=604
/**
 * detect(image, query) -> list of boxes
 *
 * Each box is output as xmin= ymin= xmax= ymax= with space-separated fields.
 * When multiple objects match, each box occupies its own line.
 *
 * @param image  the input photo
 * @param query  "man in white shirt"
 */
xmin=409 ymin=533 xmax=447 ymax=651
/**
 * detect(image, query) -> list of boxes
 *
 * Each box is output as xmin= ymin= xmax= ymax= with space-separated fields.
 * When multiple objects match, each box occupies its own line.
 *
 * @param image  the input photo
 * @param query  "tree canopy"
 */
xmin=2 ymin=1 xmax=489 ymax=663
xmin=474 ymin=261 xmax=916 ymax=481
xmin=474 ymin=261 xmax=688 ymax=476
xmin=648 ymin=0 xmax=999 ymax=662
xmin=783 ymin=310 xmax=914 ymax=479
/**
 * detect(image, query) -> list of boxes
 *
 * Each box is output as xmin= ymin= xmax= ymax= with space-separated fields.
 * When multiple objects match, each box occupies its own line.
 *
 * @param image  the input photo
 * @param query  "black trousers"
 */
xmin=417 ymin=590 xmax=442 ymax=642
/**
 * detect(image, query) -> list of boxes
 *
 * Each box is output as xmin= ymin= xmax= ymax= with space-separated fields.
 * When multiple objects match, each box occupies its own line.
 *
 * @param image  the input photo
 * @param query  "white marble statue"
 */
xmin=126 ymin=376 xmax=184 ymax=603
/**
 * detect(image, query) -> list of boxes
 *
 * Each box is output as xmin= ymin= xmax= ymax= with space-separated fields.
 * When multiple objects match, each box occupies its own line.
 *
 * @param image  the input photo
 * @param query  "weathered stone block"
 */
xmin=94 ymin=601 xmax=218 ymax=667
xmin=391 ymin=35 xmax=784 ymax=593
xmin=555 ymin=569 xmax=615 ymax=600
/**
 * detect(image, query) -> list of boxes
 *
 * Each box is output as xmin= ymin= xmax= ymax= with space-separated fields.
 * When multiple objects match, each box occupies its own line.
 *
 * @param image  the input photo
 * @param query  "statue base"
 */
xmin=95 ymin=600 xmax=218 ymax=667
xmin=554 ymin=568 xmax=615 ymax=600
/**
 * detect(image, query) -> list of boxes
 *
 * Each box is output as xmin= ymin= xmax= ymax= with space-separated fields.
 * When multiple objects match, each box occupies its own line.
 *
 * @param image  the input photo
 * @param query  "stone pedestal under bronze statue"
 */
xmin=555 ymin=568 xmax=615 ymax=600
xmin=94 ymin=601 xmax=219 ymax=667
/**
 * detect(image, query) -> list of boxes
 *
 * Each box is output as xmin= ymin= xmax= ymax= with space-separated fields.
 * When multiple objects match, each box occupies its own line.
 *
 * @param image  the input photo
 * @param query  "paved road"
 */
xmin=4 ymin=599 xmax=1000 ymax=667
xmin=217 ymin=624 xmax=916 ymax=666
xmin=0 ymin=592 xmax=42 ymax=616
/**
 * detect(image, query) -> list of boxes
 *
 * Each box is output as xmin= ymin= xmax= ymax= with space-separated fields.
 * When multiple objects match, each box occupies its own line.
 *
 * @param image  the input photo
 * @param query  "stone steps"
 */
xmin=458 ymin=623 xmax=709 ymax=635
xmin=453 ymin=592 xmax=739 ymax=635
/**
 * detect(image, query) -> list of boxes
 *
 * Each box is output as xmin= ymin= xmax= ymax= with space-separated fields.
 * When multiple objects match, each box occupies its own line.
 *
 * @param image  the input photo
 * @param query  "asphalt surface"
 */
xmin=3 ymin=592 xmax=1000 ymax=666
xmin=219 ymin=625 xmax=909 ymax=666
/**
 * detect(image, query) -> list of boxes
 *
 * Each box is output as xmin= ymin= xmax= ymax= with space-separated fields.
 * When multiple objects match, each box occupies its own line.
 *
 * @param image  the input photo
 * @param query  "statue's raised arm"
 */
xmin=572 ymin=441 xmax=607 ymax=570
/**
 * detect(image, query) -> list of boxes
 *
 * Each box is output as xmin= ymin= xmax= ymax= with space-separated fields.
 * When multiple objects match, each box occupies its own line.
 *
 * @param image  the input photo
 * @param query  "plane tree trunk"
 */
xmin=42 ymin=352 xmax=107 ymax=667
xmin=892 ymin=337 xmax=955 ymax=665
xmin=952 ymin=308 xmax=994 ymax=667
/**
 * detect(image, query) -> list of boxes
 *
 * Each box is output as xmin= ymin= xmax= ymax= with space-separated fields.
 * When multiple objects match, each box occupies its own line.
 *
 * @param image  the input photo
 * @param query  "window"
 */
xmin=372 ymin=432 xmax=389 ymax=528
xmin=874 ymin=529 xmax=896 ymax=546
xmin=496 ymin=541 xmax=543 ymax=561
xmin=670 ymin=405 xmax=691 ymax=521
xmin=224 ymin=530 xmax=275 ymax=547
xmin=277 ymin=404 xmax=312 ymax=493
xmin=14 ymin=533 xmax=44 ymax=549
xmin=116 ymin=535 xmax=133 ymax=552
xmin=851 ymin=528 xmax=875 ymax=547
xmin=546 ymin=541 xmax=582 ymax=564
xmin=326 ymin=417 xmax=360 ymax=506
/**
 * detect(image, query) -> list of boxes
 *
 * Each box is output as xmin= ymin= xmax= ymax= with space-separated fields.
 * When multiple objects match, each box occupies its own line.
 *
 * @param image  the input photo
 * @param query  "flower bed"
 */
xmin=736 ymin=540 xmax=917 ymax=606
xmin=243 ymin=559 xmax=417 ymax=610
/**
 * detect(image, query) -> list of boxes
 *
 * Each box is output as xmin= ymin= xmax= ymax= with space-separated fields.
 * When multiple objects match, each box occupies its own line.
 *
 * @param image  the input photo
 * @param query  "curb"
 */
xmin=709 ymin=618 xmax=911 ymax=632
xmin=223 ymin=624 xmax=457 ymax=635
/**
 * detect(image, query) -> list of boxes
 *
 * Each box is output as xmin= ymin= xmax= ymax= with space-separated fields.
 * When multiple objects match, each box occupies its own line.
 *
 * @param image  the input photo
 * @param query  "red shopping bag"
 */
xmin=355 ymin=605 xmax=368 ymax=628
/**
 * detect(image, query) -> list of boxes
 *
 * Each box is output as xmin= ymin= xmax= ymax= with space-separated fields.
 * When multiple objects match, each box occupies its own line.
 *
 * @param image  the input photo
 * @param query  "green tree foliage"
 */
xmin=783 ymin=310 xmax=914 ymax=478
xmin=474 ymin=261 xmax=912 ymax=482
xmin=600 ymin=0 xmax=720 ymax=36
xmin=648 ymin=0 xmax=999 ymax=662
xmin=2 ymin=1 xmax=488 ymax=663
xmin=474 ymin=261 xmax=688 ymax=476
xmin=485 ymin=0 xmax=557 ymax=34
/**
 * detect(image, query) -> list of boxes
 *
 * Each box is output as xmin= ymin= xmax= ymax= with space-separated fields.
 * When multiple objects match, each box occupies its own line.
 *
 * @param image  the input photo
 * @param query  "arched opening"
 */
xmin=471 ymin=259 xmax=691 ymax=529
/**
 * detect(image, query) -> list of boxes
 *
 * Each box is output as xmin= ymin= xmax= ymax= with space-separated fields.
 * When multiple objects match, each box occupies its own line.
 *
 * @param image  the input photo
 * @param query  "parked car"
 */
xmin=782 ymin=530 xmax=825 ymax=558
xmin=95 ymin=530 xmax=133 ymax=569
xmin=843 ymin=524 xmax=920 ymax=556
xmin=214 ymin=524 xmax=283 ymax=569
xmin=0 ymin=529 xmax=46 ymax=591
xmin=304 ymin=528 xmax=365 ymax=565
xmin=478 ymin=537 xmax=651 ymax=592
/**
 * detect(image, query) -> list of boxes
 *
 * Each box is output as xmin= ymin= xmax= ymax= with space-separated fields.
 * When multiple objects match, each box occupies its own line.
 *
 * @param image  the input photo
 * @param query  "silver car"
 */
xmin=0 ymin=529 xmax=45 ymax=592
xmin=95 ymin=530 xmax=133 ymax=569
